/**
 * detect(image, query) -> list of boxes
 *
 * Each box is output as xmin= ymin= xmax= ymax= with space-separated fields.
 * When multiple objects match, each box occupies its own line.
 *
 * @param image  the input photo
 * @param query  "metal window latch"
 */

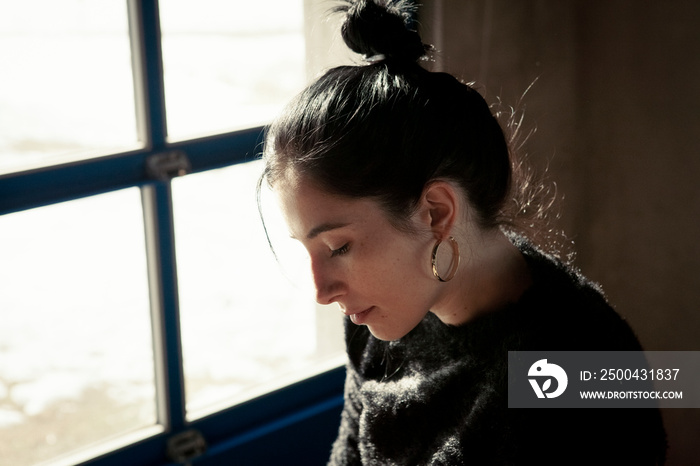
xmin=146 ymin=150 xmax=191 ymax=181
xmin=167 ymin=429 xmax=207 ymax=465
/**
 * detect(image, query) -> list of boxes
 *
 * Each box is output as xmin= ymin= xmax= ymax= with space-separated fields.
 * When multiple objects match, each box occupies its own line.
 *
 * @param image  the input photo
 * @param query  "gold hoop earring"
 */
xmin=431 ymin=236 xmax=460 ymax=282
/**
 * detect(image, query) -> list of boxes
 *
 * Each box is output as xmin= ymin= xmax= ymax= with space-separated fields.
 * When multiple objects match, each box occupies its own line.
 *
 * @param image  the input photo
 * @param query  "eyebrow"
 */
xmin=304 ymin=222 xmax=350 ymax=240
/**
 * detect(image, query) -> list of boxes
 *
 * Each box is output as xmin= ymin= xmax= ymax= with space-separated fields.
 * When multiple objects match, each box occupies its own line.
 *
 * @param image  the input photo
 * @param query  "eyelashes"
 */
xmin=330 ymin=243 xmax=350 ymax=257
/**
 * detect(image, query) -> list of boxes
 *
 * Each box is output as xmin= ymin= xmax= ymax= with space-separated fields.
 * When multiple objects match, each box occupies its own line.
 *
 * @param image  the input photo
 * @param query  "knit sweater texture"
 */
xmin=328 ymin=236 xmax=666 ymax=465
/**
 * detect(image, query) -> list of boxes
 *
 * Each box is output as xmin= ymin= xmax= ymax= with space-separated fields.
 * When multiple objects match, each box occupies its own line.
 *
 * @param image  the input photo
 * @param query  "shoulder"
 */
xmin=509 ymin=233 xmax=643 ymax=351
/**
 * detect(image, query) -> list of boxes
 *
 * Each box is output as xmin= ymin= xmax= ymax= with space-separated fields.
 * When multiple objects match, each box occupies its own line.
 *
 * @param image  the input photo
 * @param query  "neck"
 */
xmin=431 ymin=229 xmax=532 ymax=326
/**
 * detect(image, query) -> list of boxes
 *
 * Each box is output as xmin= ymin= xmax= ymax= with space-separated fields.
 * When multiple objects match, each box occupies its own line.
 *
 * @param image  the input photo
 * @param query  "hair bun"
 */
xmin=337 ymin=0 xmax=429 ymax=63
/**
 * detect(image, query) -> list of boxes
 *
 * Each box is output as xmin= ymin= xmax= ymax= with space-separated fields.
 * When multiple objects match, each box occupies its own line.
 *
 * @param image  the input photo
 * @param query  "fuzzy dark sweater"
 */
xmin=328 ymin=236 xmax=667 ymax=465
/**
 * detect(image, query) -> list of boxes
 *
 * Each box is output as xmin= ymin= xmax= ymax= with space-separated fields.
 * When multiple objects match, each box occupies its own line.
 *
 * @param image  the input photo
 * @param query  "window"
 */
xmin=0 ymin=1 xmax=350 ymax=464
xmin=160 ymin=0 xmax=307 ymax=139
xmin=0 ymin=189 xmax=156 ymax=465
xmin=0 ymin=0 xmax=137 ymax=174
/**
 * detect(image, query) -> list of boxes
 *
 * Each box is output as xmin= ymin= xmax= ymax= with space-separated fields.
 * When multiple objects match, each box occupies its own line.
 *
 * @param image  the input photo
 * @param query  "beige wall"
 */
xmin=419 ymin=1 xmax=700 ymax=464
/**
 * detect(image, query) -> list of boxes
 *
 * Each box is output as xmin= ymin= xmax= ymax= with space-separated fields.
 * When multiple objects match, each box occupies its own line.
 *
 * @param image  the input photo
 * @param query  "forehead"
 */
xmin=273 ymin=172 xmax=383 ymax=239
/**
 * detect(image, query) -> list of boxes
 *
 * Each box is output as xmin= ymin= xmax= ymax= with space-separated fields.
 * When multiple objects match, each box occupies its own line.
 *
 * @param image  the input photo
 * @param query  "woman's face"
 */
xmin=275 ymin=174 xmax=441 ymax=341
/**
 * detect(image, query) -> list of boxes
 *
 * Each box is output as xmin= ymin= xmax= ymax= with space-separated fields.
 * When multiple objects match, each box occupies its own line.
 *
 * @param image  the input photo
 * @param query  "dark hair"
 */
xmin=260 ymin=0 xmax=543 ymax=237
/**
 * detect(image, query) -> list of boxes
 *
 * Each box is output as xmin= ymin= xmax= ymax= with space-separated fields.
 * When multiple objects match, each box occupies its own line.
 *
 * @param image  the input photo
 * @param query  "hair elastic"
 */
xmin=364 ymin=53 xmax=386 ymax=64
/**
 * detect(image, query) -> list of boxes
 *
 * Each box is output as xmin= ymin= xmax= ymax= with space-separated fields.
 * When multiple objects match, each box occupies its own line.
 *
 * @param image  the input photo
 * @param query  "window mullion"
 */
xmin=142 ymin=181 xmax=187 ymax=433
xmin=130 ymin=0 xmax=186 ymax=435
xmin=128 ymin=0 xmax=167 ymax=149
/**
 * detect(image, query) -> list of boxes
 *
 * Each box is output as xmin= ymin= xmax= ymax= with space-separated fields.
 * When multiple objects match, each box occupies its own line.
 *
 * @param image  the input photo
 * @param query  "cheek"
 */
xmin=391 ymin=238 xmax=433 ymax=282
xmin=360 ymin=238 xmax=433 ymax=297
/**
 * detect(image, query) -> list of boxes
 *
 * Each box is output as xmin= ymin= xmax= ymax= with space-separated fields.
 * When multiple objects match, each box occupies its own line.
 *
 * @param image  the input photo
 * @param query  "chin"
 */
xmin=366 ymin=324 xmax=412 ymax=342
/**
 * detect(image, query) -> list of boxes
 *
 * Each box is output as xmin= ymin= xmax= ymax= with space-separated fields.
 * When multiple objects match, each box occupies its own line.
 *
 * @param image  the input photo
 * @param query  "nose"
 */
xmin=310 ymin=257 xmax=345 ymax=305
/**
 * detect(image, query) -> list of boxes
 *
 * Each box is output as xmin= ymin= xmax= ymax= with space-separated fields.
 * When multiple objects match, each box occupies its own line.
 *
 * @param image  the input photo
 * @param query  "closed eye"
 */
xmin=330 ymin=243 xmax=350 ymax=257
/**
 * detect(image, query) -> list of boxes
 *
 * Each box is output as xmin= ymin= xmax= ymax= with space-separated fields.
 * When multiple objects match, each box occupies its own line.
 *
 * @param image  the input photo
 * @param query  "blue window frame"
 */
xmin=0 ymin=1 xmax=344 ymax=464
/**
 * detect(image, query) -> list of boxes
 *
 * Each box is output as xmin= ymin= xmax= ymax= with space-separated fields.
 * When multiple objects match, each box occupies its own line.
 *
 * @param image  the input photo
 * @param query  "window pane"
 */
xmin=0 ymin=0 xmax=138 ymax=175
xmin=0 ymin=189 xmax=156 ymax=465
xmin=160 ymin=0 xmax=306 ymax=140
xmin=172 ymin=162 xmax=345 ymax=419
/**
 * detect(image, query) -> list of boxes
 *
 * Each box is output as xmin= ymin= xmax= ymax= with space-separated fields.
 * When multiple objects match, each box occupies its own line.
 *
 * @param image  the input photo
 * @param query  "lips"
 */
xmin=345 ymin=306 xmax=375 ymax=325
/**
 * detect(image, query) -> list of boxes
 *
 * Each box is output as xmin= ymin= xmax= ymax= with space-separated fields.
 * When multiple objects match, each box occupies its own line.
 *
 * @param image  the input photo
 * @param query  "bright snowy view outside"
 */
xmin=0 ymin=1 xmax=344 ymax=464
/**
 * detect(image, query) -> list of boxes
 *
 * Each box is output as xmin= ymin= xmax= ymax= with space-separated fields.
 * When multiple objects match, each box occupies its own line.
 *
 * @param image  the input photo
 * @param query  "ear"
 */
xmin=419 ymin=181 xmax=460 ymax=238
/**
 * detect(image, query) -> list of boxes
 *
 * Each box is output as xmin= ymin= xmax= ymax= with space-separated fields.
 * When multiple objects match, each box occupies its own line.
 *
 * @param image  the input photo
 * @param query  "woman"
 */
xmin=259 ymin=0 xmax=666 ymax=464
